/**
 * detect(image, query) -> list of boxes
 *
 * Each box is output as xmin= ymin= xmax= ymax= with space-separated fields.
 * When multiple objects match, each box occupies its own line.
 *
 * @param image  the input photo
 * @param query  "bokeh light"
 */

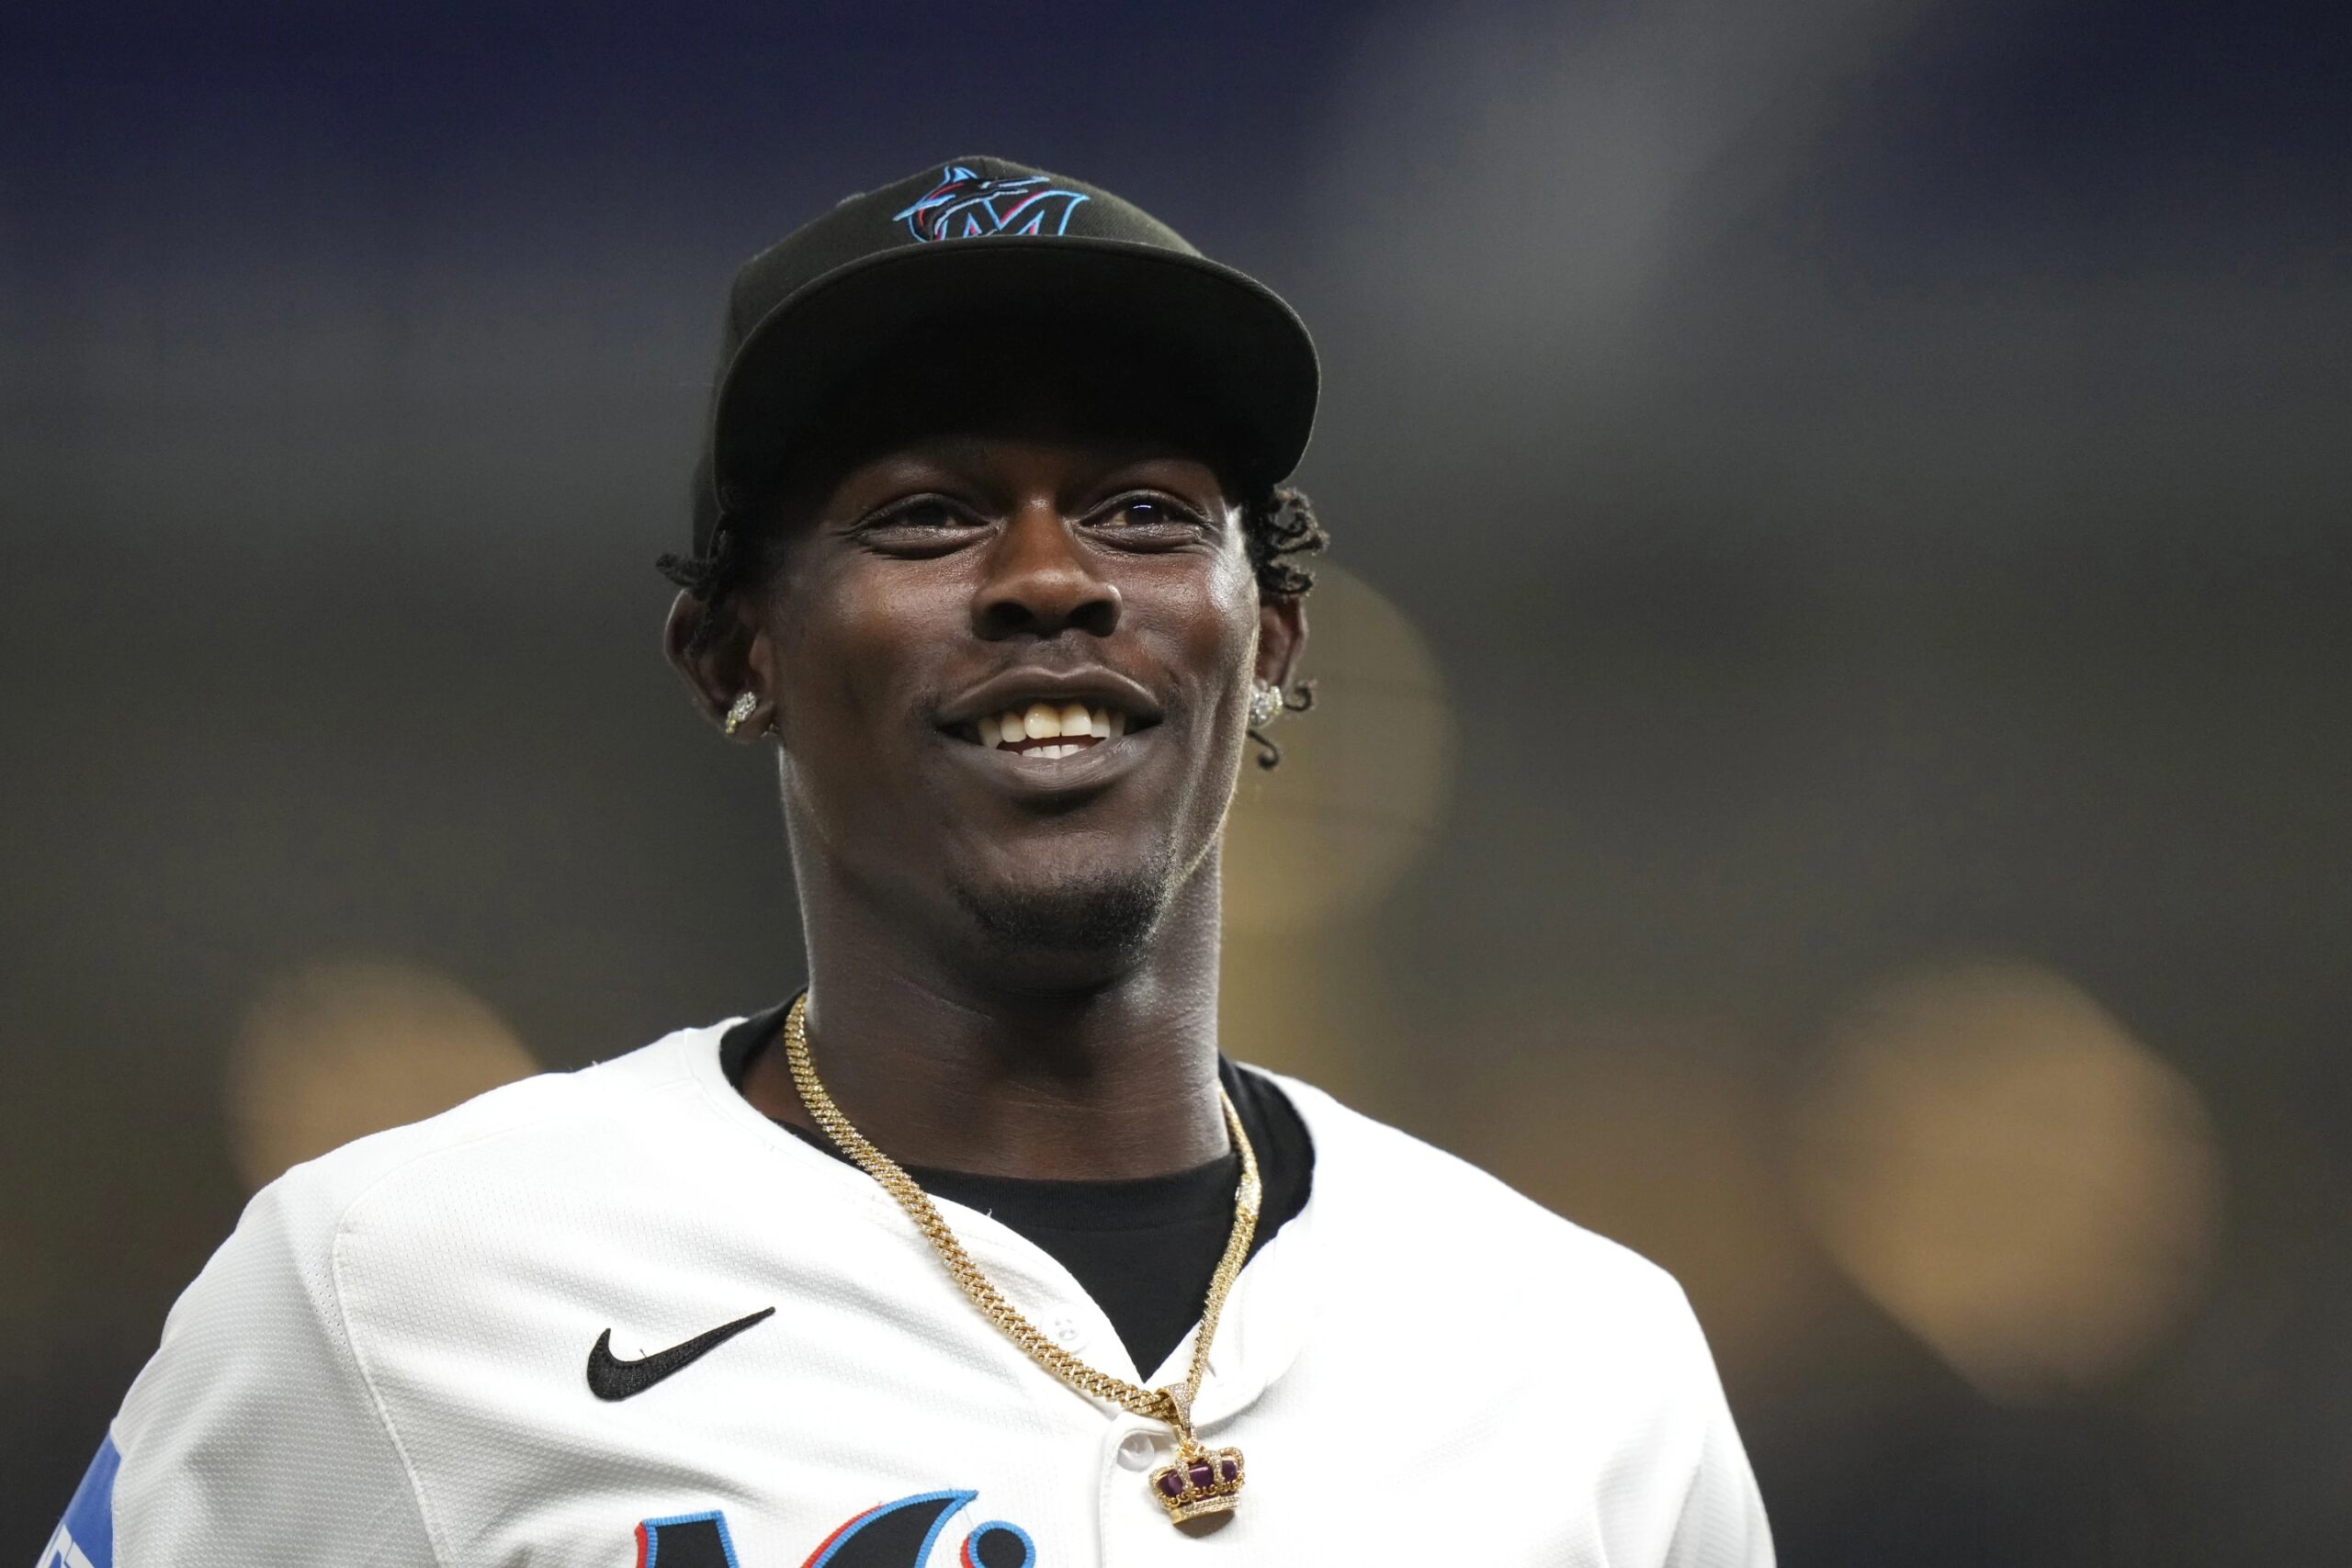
xmin=1221 ymin=564 xmax=1453 ymax=934
xmin=223 ymin=956 xmax=539 ymax=1191
xmin=1792 ymin=959 xmax=2222 ymax=1402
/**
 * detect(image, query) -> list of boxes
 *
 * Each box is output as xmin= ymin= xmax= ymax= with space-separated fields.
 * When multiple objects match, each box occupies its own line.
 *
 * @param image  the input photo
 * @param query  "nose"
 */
xmin=970 ymin=499 xmax=1123 ymax=642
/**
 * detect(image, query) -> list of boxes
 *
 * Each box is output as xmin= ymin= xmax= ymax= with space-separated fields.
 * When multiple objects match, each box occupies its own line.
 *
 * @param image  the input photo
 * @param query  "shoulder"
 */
xmin=101 ymin=1026 xmax=735 ymax=1568
xmin=173 ymin=1021 xmax=748 ymax=1316
xmin=1261 ymin=1068 xmax=1706 ymax=1348
xmin=110 ymin=1021 xmax=758 ymax=1550
xmin=1257 ymin=1072 xmax=1774 ymax=1563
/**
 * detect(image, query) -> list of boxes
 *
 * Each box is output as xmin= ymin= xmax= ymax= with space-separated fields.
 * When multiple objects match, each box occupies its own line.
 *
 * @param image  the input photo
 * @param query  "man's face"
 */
xmin=726 ymin=413 xmax=1301 ymax=983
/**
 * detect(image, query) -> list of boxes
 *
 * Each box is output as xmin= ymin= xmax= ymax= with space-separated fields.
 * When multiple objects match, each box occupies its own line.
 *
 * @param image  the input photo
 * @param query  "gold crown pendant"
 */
xmin=1150 ymin=1441 xmax=1247 ymax=1522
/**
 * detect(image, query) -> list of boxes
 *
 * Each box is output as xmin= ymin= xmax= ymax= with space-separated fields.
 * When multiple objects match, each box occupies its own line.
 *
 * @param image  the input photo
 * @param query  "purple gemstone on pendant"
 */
xmin=1188 ymin=1461 xmax=1216 ymax=1489
xmin=1219 ymin=1458 xmax=1239 ymax=1483
xmin=1158 ymin=1471 xmax=1186 ymax=1498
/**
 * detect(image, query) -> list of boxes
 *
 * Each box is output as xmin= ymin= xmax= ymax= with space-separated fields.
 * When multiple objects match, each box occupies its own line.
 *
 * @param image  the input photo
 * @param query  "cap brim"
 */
xmin=701 ymin=238 xmax=1317 ymax=551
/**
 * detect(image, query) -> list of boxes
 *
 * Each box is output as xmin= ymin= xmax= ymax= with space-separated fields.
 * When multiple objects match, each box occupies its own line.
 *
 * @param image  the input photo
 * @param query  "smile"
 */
xmin=961 ymin=702 xmax=1136 ymax=759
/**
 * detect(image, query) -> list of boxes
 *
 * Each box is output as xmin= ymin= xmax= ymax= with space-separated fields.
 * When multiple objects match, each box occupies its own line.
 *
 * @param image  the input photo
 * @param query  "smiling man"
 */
xmin=47 ymin=159 xmax=1772 ymax=1568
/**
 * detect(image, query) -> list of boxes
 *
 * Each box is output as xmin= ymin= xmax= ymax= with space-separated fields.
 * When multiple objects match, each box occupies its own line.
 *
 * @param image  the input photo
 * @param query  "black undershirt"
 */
xmin=718 ymin=1001 xmax=1314 ymax=1377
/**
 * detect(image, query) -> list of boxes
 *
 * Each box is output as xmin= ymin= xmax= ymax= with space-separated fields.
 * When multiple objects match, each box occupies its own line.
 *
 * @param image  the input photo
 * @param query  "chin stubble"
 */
xmin=949 ymin=849 xmax=1178 ymax=968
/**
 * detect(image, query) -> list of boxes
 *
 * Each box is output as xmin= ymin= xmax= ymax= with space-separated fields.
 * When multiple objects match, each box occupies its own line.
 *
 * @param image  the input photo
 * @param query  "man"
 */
xmin=44 ymin=158 xmax=1771 ymax=1567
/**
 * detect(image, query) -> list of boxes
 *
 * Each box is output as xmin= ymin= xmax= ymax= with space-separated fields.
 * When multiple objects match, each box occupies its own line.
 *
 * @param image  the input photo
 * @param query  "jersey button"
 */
xmin=1051 ymin=1314 xmax=1088 ymax=1351
xmin=1115 ymin=1431 xmax=1165 ymax=1471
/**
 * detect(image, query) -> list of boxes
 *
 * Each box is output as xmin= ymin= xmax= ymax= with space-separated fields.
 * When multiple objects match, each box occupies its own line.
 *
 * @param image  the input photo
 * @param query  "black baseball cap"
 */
xmin=689 ymin=156 xmax=1319 ymax=555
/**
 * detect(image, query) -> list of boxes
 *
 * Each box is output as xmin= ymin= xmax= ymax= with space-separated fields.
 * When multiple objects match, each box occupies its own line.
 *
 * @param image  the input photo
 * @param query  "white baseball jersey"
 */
xmin=43 ymin=1019 xmax=1772 ymax=1568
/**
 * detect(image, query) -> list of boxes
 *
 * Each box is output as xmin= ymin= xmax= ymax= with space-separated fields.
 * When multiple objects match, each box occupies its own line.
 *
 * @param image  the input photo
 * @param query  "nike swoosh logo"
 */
xmin=586 ymin=1306 xmax=775 ymax=1401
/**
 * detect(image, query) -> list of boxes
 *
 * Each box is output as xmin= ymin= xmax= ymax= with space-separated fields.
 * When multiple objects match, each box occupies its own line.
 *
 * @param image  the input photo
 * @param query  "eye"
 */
xmin=870 ymin=496 xmax=965 ymax=529
xmin=854 ymin=494 xmax=988 ymax=548
xmin=1091 ymin=492 xmax=1212 ymax=536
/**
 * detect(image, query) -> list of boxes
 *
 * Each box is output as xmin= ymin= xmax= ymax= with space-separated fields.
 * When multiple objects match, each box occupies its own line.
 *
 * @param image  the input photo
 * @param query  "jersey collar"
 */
xmin=672 ymin=1018 xmax=1325 ymax=1434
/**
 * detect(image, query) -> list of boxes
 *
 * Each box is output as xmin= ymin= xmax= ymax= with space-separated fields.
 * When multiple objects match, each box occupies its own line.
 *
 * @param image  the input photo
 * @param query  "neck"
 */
xmin=741 ymin=855 xmax=1230 ymax=1181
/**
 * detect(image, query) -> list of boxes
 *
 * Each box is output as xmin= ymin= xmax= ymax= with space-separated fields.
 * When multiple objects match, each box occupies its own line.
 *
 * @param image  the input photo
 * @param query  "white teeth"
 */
xmin=978 ymin=702 xmax=1132 ymax=752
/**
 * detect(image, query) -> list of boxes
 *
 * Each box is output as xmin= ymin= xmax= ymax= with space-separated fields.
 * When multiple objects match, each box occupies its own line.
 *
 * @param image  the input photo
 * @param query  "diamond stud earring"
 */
xmin=1247 ymin=680 xmax=1283 ymax=729
xmin=723 ymin=691 xmax=760 ymax=737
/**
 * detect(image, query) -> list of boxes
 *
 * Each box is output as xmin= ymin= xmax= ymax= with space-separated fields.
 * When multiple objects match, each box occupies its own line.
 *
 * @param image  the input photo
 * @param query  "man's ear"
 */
xmin=1255 ymin=594 xmax=1307 ymax=694
xmin=662 ymin=590 xmax=770 ymax=738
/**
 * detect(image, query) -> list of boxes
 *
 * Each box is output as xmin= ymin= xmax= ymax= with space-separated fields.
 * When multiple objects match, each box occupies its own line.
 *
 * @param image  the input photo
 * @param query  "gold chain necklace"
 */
xmin=782 ymin=993 xmax=1258 ymax=1526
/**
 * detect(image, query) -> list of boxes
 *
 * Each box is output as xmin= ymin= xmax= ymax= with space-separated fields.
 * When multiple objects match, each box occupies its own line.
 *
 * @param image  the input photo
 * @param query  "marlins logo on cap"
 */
xmin=893 ymin=164 xmax=1091 ymax=242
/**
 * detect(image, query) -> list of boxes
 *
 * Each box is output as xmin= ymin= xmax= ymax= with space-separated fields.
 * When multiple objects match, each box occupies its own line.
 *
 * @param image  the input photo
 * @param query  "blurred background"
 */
xmin=3 ymin=0 xmax=2346 ymax=1561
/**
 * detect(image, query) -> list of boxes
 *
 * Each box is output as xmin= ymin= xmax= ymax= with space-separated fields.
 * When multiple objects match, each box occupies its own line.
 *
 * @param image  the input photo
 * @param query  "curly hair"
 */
xmin=659 ymin=482 xmax=1328 ymax=767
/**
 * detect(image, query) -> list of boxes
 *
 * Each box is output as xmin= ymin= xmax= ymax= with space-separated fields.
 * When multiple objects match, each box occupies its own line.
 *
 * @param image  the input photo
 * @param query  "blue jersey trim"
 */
xmin=44 ymin=1434 xmax=121 ymax=1568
